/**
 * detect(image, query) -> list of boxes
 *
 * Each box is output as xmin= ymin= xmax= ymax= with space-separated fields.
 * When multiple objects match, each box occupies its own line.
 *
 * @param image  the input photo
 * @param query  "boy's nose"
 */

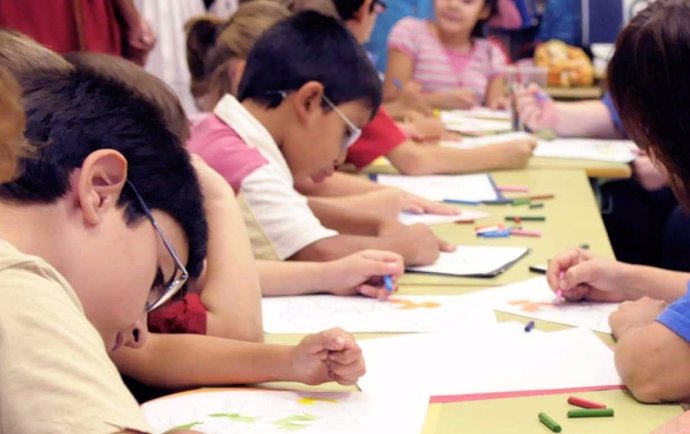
xmin=124 ymin=317 xmax=149 ymax=349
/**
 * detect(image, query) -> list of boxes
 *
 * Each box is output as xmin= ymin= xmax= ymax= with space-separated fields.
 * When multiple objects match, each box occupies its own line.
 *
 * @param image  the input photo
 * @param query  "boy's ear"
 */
xmin=352 ymin=0 xmax=374 ymax=23
xmin=292 ymin=81 xmax=325 ymax=123
xmin=75 ymin=149 xmax=128 ymax=226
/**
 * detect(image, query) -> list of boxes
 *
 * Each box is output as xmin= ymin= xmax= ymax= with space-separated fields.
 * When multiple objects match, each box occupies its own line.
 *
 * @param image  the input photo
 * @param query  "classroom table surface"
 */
xmin=260 ymin=309 xmax=682 ymax=434
xmin=357 ymin=154 xmax=632 ymax=180
xmin=396 ymin=168 xmax=614 ymax=287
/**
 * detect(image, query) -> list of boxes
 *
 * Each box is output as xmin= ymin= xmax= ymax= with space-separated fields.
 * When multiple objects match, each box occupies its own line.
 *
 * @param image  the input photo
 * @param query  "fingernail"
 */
xmin=335 ymin=336 xmax=346 ymax=347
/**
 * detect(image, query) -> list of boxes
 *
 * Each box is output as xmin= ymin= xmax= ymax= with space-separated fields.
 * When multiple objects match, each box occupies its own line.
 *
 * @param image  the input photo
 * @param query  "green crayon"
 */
xmin=538 ymin=412 xmax=561 ymax=432
xmin=567 ymin=408 xmax=614 ymax=418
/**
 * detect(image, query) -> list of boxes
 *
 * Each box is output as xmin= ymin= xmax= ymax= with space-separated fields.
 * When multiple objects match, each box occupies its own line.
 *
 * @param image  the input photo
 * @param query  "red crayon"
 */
xmin=567 ymin=396 xmax=607 ymax=409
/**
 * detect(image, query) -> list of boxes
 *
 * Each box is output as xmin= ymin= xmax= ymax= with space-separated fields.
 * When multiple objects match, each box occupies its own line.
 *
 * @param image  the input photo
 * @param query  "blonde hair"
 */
xmin=186 ymin=0 xmax=290 ymax=108
xmin=0 ymin=29 xmax=72 ymax=77
xmin=0 ymin=67 xmax=28 ymax=183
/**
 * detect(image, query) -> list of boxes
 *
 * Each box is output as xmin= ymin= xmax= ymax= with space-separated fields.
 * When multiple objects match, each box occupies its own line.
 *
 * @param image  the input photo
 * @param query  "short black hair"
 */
xmin=237 ymin=11 xmax=381 ymax=118
xmin=1 ymin=68 xmax=208 ymax=278
xmin=608 ymin=0 xmax=690 ymax=207
xmin=331 ymin=0 xmax=365 ymax=20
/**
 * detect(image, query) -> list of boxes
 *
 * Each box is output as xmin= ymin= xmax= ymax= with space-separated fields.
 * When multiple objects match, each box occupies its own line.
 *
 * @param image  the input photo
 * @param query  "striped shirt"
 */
xmin=389 ymin=17 xmax=508 ymax=104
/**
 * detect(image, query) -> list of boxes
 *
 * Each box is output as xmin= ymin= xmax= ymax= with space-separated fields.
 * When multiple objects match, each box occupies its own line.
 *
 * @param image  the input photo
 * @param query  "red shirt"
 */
xmin=346 ymin=108 xmax=406 ymax=170
xmin=0 ymin=0 xmax=122 ymax=55
xmin=147 ymin=293 xmax=207 ymax=335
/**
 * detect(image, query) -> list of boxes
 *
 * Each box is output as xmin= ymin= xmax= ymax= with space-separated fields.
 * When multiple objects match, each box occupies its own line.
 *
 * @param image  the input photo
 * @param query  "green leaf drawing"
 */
xmin=208 ymin=412 xmax=256 ymax=423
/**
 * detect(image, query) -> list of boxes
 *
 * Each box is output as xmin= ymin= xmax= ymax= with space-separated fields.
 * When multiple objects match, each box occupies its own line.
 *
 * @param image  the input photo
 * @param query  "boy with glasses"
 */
xmin=189 ymin=11 xmax=449 ymax=265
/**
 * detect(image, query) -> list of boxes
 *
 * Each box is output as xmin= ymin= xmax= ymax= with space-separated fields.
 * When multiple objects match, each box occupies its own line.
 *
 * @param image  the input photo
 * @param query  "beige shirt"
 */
xmin=0 ymin=240 xmax=152 ymax=434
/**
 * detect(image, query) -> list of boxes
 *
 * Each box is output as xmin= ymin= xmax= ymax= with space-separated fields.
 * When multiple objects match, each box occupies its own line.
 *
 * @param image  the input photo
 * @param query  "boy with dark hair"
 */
xmin=0 ymin=65 xmax=207 ymax=432
xmin=190 ymin=11 xmax=448 ymax=265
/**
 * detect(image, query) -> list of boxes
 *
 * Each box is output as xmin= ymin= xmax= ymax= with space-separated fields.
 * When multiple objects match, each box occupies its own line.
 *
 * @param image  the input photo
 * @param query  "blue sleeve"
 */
xmin=657 ymin=282 xmax=690 ymax=342
xmin=601 ymin=92 xmax=626 ymax=136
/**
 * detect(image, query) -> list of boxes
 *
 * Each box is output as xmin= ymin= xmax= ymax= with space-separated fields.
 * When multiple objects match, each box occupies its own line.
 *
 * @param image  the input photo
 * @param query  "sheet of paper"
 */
xmin=398 ymin=209 xmax=488 ymax=225
xmin=534 ymin=138 xmax=638 ymax=163
xmin=261 ymin=294 xmax=497 ymax=333
xmin=440 ymin=132 xmax=534 ymax=149
xmin=457 ymin=277 xmax=619 ymax=333
xmin=357 ymin=327 xmax=622 ymax=398
xmin=440 ymin=116 xmax=513 ymax=135
xmin=376 ymin=173 xmax=499 ymax=202
xmin=408 ymin=246 xmax=529 ymax=277
xmin=142 ymin=389 xmax=429 ymax=434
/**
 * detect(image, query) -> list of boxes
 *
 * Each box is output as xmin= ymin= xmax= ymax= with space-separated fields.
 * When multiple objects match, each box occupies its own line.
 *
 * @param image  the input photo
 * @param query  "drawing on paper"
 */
xmin=387 ymin=298 xmax=441 ymax=310
xmin=143 ymin=390 xmax=400 ymax=434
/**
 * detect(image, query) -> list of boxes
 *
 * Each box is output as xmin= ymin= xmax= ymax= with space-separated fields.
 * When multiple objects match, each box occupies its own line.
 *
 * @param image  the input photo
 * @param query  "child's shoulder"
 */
xmin=391 ymin=16 xmax=428 ymax=34
xmin=189 ymin=113 xmax=246 ymax=150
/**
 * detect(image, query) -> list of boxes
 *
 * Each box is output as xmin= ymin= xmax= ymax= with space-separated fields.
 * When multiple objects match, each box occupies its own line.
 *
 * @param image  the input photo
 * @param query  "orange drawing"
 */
xmin=508 ymin=299 xmax=554 ymax=313
xmin=388 ymin=298 xmax=441 ymax=310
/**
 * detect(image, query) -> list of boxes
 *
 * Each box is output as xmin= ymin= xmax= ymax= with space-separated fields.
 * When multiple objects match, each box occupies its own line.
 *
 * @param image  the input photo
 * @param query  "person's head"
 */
xmin=185 ymin=1 xmax=290 ymax=110
xmin=293 ymin=0 xmax=387 ymax=44
xmin=0 ymin=67 xmax=28 ymax=183
xmin=238 ymin=11 xmax=382 ymax=182
xmin=63 ymin=52 xmax=191 ymax=142
xmin=433 ymin=0 xmax=498 ymax=38
xmin=1 ymin=67 xmax=208 ymax=353
xmin=608 ymin=0 xmax=690 ymax=207
xmin=0 ymin=29 xmax=72 ymax=76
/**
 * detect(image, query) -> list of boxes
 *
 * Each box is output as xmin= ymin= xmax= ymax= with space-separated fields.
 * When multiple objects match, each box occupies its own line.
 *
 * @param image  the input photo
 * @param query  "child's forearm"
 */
xmin=257 ymin=260 xmax=338 ymax=296
xmin=553 ymin=101 xmax=625 ymax=139
xmin=201 ymin=196 xmax=263 ymax=342
xmin=618 ymin=265 xmax=690 ymax=302
xmin=485 ymin=76 xmax=507 ymax=108
xmin=112 ymin=334 xmax=296 ymax=389
xmin=307 ymin=197 xmax=383 ymax=236
xmin=296 ymin=172 xmax=384 ymax=197
xmin=387 ymin=141 xmax=526 ymax=175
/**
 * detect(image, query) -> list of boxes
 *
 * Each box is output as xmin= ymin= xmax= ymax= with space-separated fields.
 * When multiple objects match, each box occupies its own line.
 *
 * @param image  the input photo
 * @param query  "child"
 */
xmin=383 ymin=0 xmax=509 ymax=110
xmin=0 ymin=32 xmax=366 ymax=431
xmin=0 ymin=63 xmax=207 ymax=433
xmin=548 ymin=0 xmax=690 ymax=406
xmin=295 ymin=0 xmax=535 ymax=178
xmin=516 ymin=84 xmax=690 ymax=272
xmin=188 ymin=11 xmax=449 ymax=265
xmin=66 ymin=51 xmax=404 ymax=336
xmin=0 ymin=67 xmax=26 ymax=183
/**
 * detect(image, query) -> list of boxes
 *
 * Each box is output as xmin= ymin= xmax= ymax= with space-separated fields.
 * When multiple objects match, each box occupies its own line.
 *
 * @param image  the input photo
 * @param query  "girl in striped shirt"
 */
xmin=383 ymin=0 xmax=508 ymax=110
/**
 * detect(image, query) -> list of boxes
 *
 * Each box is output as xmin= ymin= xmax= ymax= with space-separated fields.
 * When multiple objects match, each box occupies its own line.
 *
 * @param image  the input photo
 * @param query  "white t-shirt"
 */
xmin=187 ymin=95 xmax=337 ymax=260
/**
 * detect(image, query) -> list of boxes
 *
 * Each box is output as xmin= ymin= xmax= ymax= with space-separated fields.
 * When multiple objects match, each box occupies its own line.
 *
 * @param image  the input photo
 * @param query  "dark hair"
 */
xmin=63 ymin=52 xmax=191 ymax=142
xmin=331 ymin=0 xmax=365 ymax=20
xmin=237 ymin=11 xmax=382 ymax=117
xmin=472 ymin=0 xmax=499 ymax=37
xmin=608 ymin=0 xmax=690 ymax=206
xmin=1 ymin=68 xmax=208 ymax=278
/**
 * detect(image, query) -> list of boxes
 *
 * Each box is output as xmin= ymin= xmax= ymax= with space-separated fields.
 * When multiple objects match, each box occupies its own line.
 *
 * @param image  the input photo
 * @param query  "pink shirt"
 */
xmin=389 ymin=17 xmax=509 ymax=104
xmin=188 ymin=114 xmax=268 ymax=193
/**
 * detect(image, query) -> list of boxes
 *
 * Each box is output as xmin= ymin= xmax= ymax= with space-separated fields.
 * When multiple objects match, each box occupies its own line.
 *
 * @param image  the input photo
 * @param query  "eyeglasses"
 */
xmin=125 ymin=180 xmax=189 ymax=312
xmin=267 ymin=90 xmax=362 ymax=150
xmin=321 ymin=94 xmax=362 ymax=150
xmin=370 ymin=0 xmax=387 ymax=13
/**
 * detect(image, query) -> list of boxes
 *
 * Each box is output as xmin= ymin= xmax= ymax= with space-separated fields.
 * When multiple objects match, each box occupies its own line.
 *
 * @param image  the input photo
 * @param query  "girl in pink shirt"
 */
xmin=384 ymin=0 xmax=509 ymax=110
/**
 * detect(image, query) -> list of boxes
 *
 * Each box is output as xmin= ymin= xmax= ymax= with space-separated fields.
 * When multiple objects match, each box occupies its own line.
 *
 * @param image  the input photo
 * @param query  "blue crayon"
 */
xmin=524 ymin=320 xmax=536 ymax=332
xmin=383 ymin=275 xmax=394 ymax=293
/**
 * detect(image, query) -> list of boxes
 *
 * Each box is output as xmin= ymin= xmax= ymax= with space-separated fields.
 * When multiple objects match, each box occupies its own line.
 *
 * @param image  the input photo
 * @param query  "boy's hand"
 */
xmin=405 ymin=117 xmax=446 ymax=142
xmin=651 ymin=411 xmax=690 ymax=434
xmin=609 ymin=297 xmax=667 ymax=339
xmin=546 ymin=248 xmax=627 ymax=302
xmin=327 ymin=250 xmax=403 ymax=300
xmin=291 ymin=328 xmax=365 ymax=386
xmin=488 ymin=139 xmax=536 ymax=169
xmin=516 ymin=84 xmax=558 ymax=132
xmin=399 ymin=192 xmax=459 ymax=216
